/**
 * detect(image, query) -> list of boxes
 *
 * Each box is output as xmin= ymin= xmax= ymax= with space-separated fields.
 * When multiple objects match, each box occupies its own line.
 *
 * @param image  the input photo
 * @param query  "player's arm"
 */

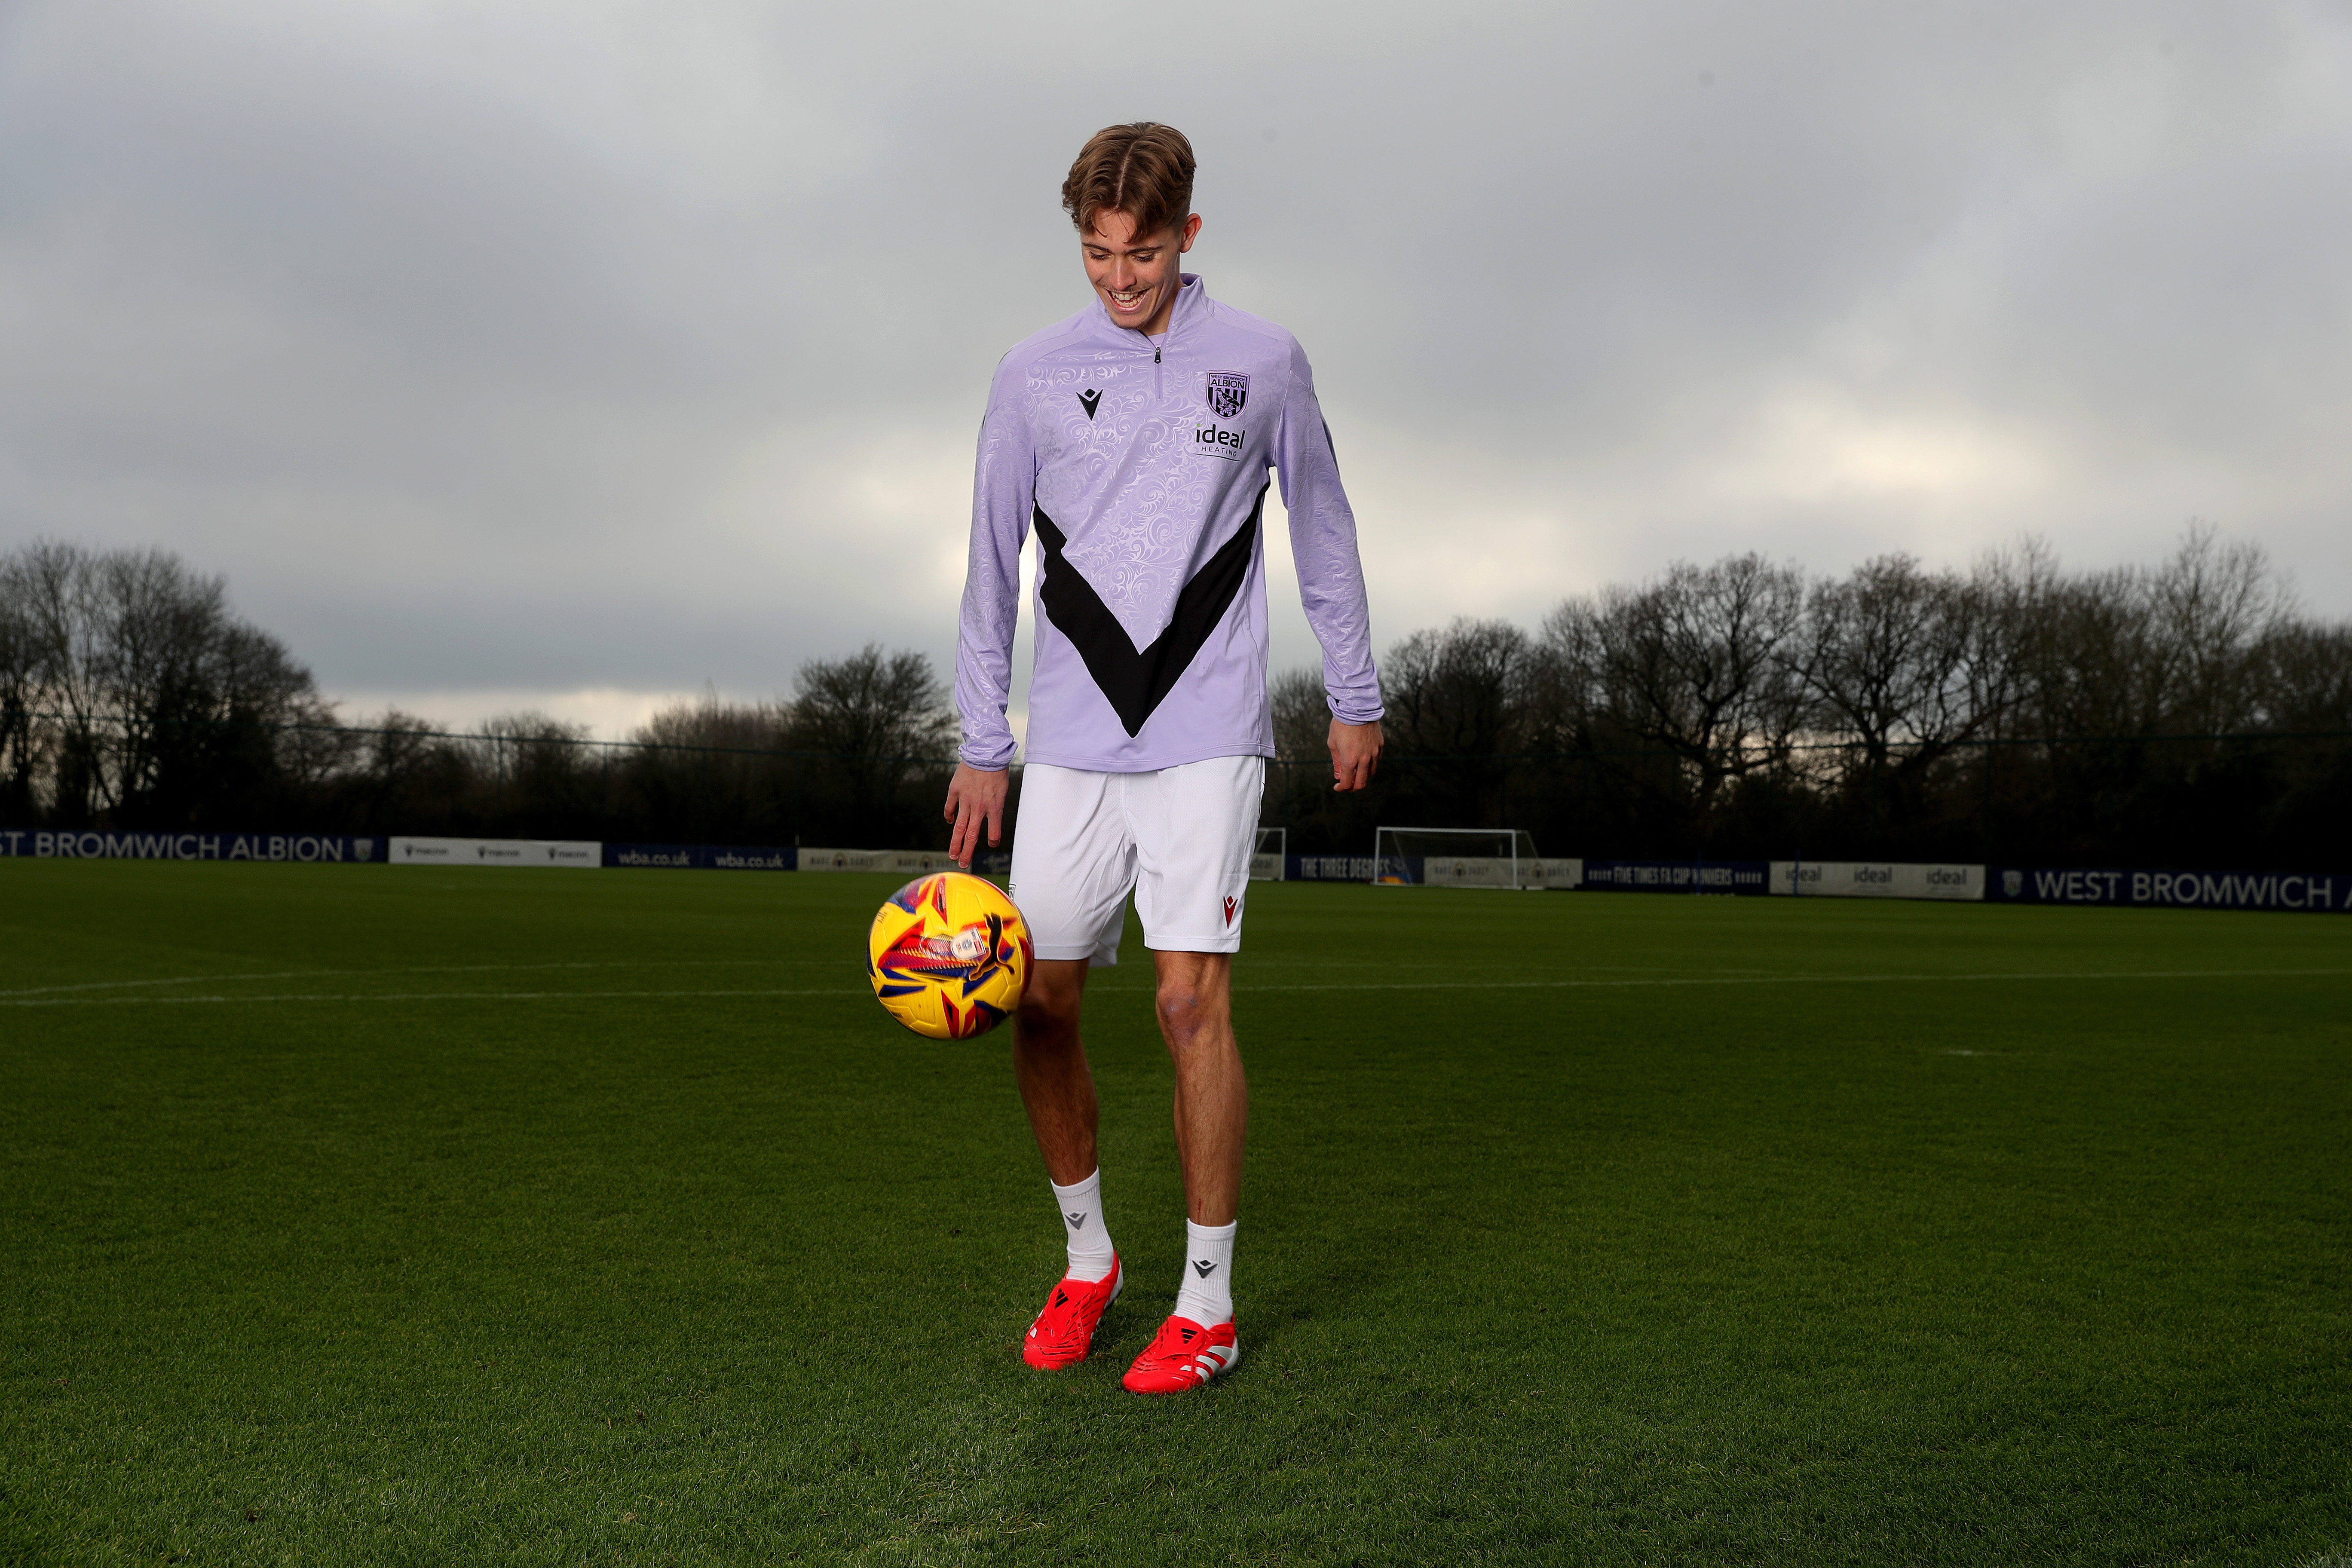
xmin=1274 ymin=340 xmax=1384 ymax=793
xmin=946 ymin=372 xmax=1034 ymax=867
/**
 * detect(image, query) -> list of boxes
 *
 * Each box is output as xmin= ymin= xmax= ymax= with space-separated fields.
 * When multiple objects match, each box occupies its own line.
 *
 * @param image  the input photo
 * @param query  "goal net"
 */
xmin=1250 ymin=826 xmax=1287 ymax=881
xmin=1372 ymin=826 xmax=1547 ymax=889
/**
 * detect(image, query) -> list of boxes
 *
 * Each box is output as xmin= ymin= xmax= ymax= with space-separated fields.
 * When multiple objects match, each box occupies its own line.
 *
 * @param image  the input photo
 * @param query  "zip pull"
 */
xmin=1154 ymin=347 xmax=1161 ymax=363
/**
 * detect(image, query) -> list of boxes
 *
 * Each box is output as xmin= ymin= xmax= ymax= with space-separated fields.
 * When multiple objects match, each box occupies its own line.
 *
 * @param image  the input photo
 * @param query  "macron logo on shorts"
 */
xmin=1223 ymin=895 xmax=1240 ymax=928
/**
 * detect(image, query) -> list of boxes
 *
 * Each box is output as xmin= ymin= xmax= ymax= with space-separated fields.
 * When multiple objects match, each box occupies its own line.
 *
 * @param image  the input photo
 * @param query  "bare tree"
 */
xmin=1374 ymin=619 xmax=1534 ymax=826
xmin=635 ymin=691 xmax=789 ymax=755
xmin=787 ymin=645 xmax=956 ymax=769
xmin=2144 ymin=523 xmax=2291 ymax=736
xmin=1788 ymin=552 xmax=2018 ymax=833
xmin=93 ymin=547 xmax=230 ymax=805
xmin=2262 ymin=621 xmax=2352 ymax=733
xmin=2001 ymin=524 xmax=2293 ymax=744
xmin=5 ymin=541 xmax=102 ymax=818
xmin=785 ymin=644 xmax=957 ymax=844
xmin=1797 ymin=555 xmax=1966 ymax=757
xmin=0 ymin=555 xmax=42 ymax=818
xmin=1547 ymin=554 xmax=1807 ymax=808
xmin=0 ymin=540 xmax=330 ymax=824
xmin=621 ymin=691 xmax=794 ymax=844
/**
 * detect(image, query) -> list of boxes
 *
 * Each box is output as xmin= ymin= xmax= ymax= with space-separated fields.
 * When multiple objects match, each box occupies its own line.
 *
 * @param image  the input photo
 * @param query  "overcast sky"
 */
xmin=3 ymin=0 xmax=2348 ymax=738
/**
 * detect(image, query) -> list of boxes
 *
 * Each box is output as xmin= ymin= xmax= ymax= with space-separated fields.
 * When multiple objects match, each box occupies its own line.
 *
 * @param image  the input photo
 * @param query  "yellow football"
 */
xmin=867 ymin=871 xmax=1033 ymax=1039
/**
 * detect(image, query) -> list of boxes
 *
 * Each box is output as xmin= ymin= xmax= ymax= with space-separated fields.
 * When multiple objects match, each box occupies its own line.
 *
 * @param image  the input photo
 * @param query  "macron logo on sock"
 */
xmin=1066 ymin=1212 xmax=1087 ymax=1229
xmin=1193 ymin=1259 xmax=1217 ymax=1277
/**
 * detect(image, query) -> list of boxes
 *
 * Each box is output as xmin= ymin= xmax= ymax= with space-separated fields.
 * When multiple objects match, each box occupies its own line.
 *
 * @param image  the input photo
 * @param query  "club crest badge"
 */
xmin=1205 ymin=371 xmax=1249 ymax=420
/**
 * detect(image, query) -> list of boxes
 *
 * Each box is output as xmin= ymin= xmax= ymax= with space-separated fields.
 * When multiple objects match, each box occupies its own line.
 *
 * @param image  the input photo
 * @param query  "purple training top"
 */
xmin=955 ymin=274 xmax=1382 ymax=773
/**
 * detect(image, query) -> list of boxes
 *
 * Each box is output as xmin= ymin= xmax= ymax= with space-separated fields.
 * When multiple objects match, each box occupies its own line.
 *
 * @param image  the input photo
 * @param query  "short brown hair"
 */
xmin=1061 ymin=123 xmax=1196 ymax=241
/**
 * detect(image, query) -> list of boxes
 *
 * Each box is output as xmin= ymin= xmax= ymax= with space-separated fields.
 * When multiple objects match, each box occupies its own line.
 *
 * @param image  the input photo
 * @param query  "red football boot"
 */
xmin=1021 ymin=1255 xmax=1123 ymax=1369
xmin=1121 ymin=1314 xmax=1240 ymax=1394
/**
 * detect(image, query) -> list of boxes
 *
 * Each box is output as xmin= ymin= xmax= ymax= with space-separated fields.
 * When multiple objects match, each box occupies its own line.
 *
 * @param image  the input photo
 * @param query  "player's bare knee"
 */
xmin=1016 ymin=982 xmax=1081 ymax=1043
xmin=1153 ymin=984 xmax=1225 ymax=1047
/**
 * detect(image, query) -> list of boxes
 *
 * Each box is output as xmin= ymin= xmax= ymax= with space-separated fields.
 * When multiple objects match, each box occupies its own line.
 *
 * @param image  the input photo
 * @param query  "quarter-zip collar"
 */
xmin=1089 ymin=272 xmax=1211 ymax=351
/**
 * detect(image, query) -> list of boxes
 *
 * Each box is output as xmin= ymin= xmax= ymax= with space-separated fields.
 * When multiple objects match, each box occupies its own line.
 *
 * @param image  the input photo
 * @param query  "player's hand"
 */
xmin=1328 ymin=718 xmax=1383 ymax=793
xmin=944 ymin=763 xmax=1009 ymax=868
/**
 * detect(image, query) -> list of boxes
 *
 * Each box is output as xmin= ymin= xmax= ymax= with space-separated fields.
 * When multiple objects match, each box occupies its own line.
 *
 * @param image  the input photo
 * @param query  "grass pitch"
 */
xmin=3 ymin=861 xmax=2348 ymax=1565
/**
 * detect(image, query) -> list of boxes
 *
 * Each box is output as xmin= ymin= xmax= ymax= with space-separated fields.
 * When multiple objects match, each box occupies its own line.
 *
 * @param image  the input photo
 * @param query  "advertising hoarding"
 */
xmin=1989 ymin=866 xmax=2347 ymax=911
xmin=1580 ymin=860 xmax=1770 ymax=895
xmin=389 ymin=837 xmax=599 ymax=868
xmin=0 ymin=830 xmax=383 ymax=863
xmin=1770 ymin=862 xmax=1985 ymax=900
xmin=603 ymin=844 xmax=796 ymax=870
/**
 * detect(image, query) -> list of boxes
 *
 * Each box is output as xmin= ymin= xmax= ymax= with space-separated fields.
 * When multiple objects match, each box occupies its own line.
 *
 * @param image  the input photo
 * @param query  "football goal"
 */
xmin=1250 ymin=826 xmax=1287 ymax=881
xmin=1371 ymin=826 xmax=1549 ymax=890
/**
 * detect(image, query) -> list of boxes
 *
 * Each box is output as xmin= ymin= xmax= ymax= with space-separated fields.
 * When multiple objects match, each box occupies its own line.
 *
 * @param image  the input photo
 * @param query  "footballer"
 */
xmin=944 ymin=122 xmax=1382 ymax=1393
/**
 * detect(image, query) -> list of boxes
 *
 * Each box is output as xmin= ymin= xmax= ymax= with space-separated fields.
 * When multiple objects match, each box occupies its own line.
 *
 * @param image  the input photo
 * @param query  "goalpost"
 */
xmin=1371 ymin=826 xmax=1547 ymax=890
xmin=1250 ymin=826 xmax=1287 ymax=881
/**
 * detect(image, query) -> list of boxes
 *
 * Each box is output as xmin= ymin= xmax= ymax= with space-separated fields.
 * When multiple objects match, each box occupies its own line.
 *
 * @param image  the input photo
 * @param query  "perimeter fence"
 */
xmin=1262 ymin=726 xmax=2352 ymax=877
xmin=13 ymin=827 xmax=2340 ymax=919
xmin=5 ymin=708 xmax=2351 ymax=873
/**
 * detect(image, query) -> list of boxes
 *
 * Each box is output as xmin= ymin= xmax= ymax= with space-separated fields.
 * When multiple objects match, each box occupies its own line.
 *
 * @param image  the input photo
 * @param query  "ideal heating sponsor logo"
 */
xmin=1191 ymin=420 xmax=1246 ymax=461
xmin=1776 ymin=861 xmax=1981 ymax=899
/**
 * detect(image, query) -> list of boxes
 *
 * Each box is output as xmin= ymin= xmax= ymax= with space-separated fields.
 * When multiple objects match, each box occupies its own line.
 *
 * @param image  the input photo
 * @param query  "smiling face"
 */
xmin=1082 ymin=208 xmax=1201 ymax=337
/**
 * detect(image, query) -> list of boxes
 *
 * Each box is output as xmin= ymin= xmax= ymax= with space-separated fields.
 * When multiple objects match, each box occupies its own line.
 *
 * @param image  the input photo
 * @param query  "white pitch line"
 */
xmin=0 ymin=963 xmax=597 ymax=998
xmin=0 ymin=988 xmax=867 ymax=1008
xmin=1231 ymin=966 xmax=2352 ymax=992
xmin=0 ymin=958 xmax=841 ymax=999
xmin=3 ymin=967 xmax=2346 ymax=1008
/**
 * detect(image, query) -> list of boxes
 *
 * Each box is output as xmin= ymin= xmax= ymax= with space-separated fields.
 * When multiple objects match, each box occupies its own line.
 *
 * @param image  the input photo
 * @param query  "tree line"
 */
xmin=5 ymin=531 xmax=2348 ymax=868
xmin=0 ymin=540 xmax=956 ymax=847
xmin=1268 ymin=527 xmax=2352 ymax=869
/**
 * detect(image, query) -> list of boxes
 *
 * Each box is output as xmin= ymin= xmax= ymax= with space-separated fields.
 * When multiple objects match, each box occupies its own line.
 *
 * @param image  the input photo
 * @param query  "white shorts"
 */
xmin=1008 ymin=756 xmax=1265 ymax=964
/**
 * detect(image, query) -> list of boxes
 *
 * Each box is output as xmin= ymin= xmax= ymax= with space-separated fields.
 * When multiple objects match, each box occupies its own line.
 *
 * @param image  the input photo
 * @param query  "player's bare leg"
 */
xmin=1012 ymin=956 xmax=1122 ymax=1366
xmin=1125 ymin=949 xmax=1246 ymax=1393
xmin=1012 ymin=958 xmax=1098 ymax=1185
xmin=1152 ymin=950 xmax=1245 ymax=1225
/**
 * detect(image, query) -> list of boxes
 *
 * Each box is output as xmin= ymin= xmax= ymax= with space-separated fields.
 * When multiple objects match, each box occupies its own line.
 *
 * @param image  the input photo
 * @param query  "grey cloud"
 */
xmin=2 ymin=0 xmax=2346 ymax=731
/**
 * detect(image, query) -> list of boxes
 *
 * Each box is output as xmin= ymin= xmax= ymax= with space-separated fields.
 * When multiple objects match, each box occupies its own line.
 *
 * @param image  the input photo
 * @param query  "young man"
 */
xmin=943 ymin=122 xmax=1382 ymax=1394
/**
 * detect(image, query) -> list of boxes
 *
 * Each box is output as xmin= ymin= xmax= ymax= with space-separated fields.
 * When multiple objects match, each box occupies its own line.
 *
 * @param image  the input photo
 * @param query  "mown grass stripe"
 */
xmin=7 ymin=966 xmax=2346 ymax=1006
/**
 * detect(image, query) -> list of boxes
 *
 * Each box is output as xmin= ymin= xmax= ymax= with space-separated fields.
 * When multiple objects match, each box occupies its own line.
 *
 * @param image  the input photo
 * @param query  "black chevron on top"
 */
xmin=1033 ymin=486 xmax=1266 ymax=737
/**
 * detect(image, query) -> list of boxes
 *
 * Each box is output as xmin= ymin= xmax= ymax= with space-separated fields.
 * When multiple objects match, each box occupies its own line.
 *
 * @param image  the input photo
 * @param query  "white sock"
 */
xmin=1049 ymin=1170 xmax=1117 ymax=1283
xmin=1172 ymin=1218 xmax=1237 ymax=1326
